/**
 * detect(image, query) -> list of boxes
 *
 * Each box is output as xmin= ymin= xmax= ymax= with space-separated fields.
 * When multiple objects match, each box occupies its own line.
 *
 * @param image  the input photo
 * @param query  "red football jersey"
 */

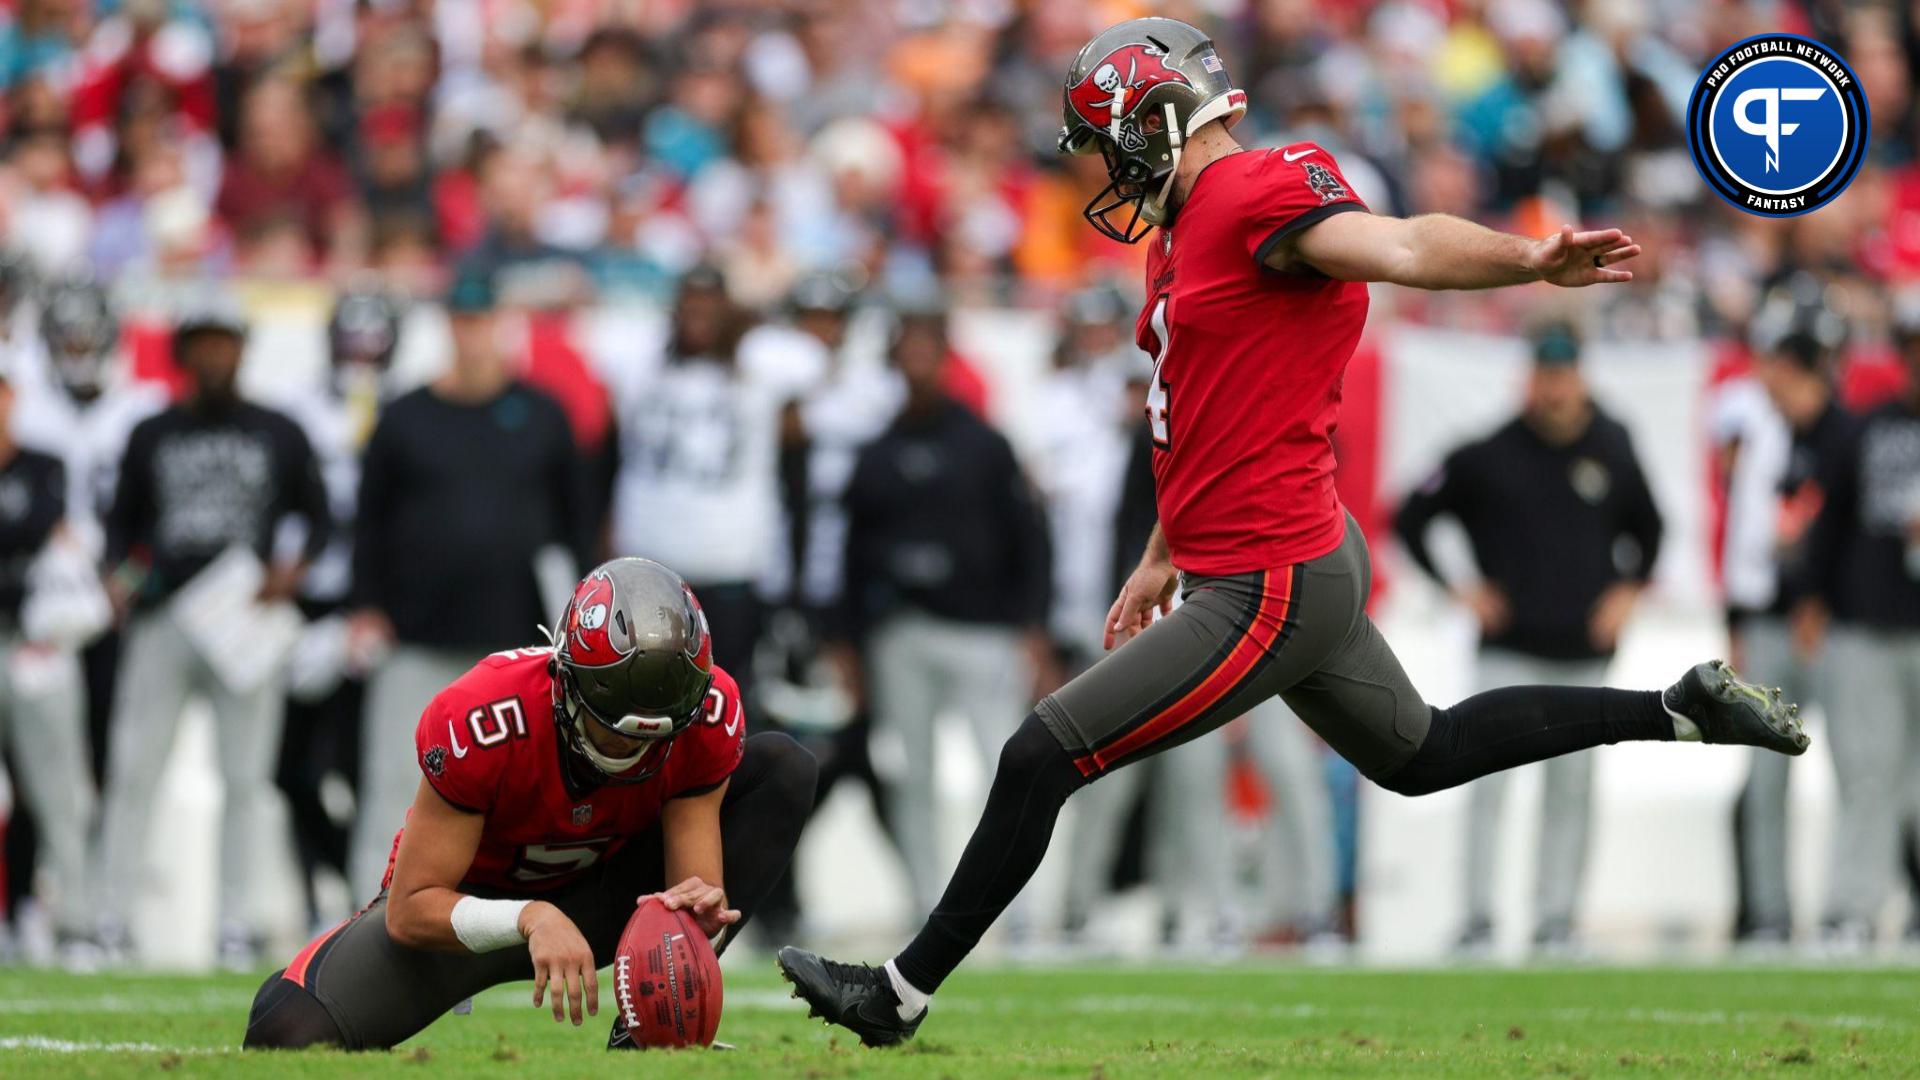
xmin=1137 ymin=142 xmax=1370 ymax=575
xmin=390 ymin=647 xmax=746 ymax=894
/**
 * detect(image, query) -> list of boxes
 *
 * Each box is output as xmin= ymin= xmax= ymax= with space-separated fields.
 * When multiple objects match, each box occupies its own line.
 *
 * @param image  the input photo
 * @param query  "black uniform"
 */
xmin=352 ymin=383 xmax=592 ymax=652
xmin=0 ymin=448 xmax=66 ymax=920
xmin=838 ymin=398 xmax=1051 ymax=639
xmin=108 ymin=400 xmax=331 ymax=603
xmin=1393 ymin=410 xmax=1663 ymax=660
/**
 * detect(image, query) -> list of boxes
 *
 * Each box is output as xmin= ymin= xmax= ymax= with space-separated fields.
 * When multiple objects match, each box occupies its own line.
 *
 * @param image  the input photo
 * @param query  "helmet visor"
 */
xmin=557 ymin=667 xmax=707 ymax=778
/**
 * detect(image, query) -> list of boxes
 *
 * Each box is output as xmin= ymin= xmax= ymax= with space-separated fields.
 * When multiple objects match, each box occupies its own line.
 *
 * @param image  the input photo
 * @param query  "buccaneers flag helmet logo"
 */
xmin=565 ymin=570 xmax=632 ymax=667
xmin=1066 ymin=43 xmax=1190 ymax=133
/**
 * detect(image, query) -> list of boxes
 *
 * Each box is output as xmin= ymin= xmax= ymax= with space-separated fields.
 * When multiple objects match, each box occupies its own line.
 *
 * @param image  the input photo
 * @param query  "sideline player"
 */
xmin=244 ymin=558 xmax=817 ymax=1049
xmin=777 ymin=18 xmax=1808 ymax=1045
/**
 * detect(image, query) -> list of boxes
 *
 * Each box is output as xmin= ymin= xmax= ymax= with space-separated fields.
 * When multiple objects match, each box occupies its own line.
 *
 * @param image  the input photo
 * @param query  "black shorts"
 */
xmin=1036 ymin=515 xmax=1432 ymax=781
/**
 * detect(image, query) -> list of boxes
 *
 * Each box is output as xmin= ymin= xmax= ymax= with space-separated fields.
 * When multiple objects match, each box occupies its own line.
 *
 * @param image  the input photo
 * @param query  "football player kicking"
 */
xmin=244 ymin=558 xmax=817 ymax=1050
xmin=778 ymin=17 xmax=1808 ymax=1045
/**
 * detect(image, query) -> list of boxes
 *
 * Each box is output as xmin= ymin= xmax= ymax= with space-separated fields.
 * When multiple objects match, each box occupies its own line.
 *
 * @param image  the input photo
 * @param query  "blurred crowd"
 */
xmin=0 ymin=0 xmax=1918 ymax=315
xmin=0 ymin=0 xmax=1913 ymax=970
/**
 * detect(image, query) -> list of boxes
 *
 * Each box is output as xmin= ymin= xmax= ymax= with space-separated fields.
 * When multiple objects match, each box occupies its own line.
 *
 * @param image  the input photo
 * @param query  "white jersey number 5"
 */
xmin=1144 ymin=295 xmax=1172 ymax=447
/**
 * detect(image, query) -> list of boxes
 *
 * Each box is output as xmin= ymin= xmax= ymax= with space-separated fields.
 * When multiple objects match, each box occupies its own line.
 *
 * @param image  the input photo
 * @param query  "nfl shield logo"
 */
xmin=572 ymin=805 xmax=592 ymax=827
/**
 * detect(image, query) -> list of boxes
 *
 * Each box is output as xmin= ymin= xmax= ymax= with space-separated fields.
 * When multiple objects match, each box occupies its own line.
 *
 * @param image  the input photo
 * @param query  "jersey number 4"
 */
xmin=1144 ymin=295 xmax=1172 ymax=448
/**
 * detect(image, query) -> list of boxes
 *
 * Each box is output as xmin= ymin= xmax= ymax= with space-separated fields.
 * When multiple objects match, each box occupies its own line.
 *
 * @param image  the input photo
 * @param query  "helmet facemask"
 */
xmin=551 ymin=660 xmax=709 ymax=784
xmin=1065 ymin=101 xmax=1186 ymax=244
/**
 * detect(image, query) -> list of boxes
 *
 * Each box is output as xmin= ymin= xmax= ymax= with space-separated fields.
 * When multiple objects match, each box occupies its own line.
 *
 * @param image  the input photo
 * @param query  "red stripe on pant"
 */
xmin=283 ymin=918 xmax=349 ymax=989
xmin=1073 ymin=567 xmax=1294 ymax=776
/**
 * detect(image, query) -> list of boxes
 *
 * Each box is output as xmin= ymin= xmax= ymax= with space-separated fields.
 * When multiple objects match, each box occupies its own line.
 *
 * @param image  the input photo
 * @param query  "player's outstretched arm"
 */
xmin=1284 ymin=212 xmax=1641 ymax=290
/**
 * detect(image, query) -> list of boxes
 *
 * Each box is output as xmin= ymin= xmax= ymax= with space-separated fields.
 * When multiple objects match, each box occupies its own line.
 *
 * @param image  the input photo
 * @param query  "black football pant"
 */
xmin=893 ymin=516 xmax=1673 ymax=993
xmin=244 ymin=732 xmax=817 ymax=1050
xmin=276 ymin=601 xmax=365 ymax=928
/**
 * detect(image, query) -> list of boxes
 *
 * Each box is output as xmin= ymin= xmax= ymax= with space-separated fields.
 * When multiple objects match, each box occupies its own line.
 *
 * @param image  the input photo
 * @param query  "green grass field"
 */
xmin=2 ymin=960 xmax=1917 ymax=1077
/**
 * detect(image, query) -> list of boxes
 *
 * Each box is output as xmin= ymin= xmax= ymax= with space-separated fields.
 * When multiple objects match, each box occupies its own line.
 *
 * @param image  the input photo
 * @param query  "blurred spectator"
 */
xmin=1394 ymin=321 xmax=1663 ymax=954
xmin=735 ymin=267 xmax=888 ymax=941
xmin=2 ymin=129 xmax=92 ymax=273
xmin=345 ymin=268 xmax=590 ymax=896
xmin=607 ymin=265 xmax=802 ymax=699
xmin=215 ymin=78 xmax=365 ymax=271
xmin=1714 ymin=277 xmax=1852 ymax=944
xmin=1808 ymin=292 xmax=1920 ymax=949
xmin=66 ymin=0 xmax=216 ymax=189
xmin=1060 ymin=350 xmax=1159 ymax=941
xmin=12 ymin=275 xmax=161 ymax=808
xmin=96 ymin=295 xmax=329 ymax=969
xmin=17 ymin=277 xmax=162 ymax=542
xmin=0 ymin=358 xmax=95 ymax=967
xmin=836 ymin=301 xmax=1050 ymax=915
xmin=274 ymin=286 xmax=406 ymax=933
xmin=1029 ymin=284 xmax=1135 ymax=684
xmin=0 ymin=0 xmax=86 ymax=91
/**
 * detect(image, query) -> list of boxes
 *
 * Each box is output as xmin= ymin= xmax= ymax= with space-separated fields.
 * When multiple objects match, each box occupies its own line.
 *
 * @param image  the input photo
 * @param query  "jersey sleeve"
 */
xmin=668 ymin=666 xmax=747 ymax=798
xmin=1241 ymin=143 xmax=1369 ymax=266
xmin=414 ymin=687 xmax=507 ymax=814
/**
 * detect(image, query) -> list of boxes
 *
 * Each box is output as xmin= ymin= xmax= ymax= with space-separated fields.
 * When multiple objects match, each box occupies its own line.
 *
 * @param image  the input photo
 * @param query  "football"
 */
xmin=610 ymin=897 xmax=723 ymax=1049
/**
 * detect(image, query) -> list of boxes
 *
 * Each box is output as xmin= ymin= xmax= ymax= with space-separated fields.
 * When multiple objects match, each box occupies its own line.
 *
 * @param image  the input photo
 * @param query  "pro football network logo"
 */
xmin=1686 ymin=33 xmax=1868 ymax=217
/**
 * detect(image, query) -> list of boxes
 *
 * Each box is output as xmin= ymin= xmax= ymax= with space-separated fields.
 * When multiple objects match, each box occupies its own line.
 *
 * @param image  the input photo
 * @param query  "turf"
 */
xmin=1 ymin=960 xmax=1917 ymax=1077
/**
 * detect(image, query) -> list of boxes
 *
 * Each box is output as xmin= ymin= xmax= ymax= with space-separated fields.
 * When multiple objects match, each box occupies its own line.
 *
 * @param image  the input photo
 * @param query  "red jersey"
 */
xmin=1137 ymin=143 xmax=1370 ymax=575
xmin=391 ymin=647 xmax=745 ymax=894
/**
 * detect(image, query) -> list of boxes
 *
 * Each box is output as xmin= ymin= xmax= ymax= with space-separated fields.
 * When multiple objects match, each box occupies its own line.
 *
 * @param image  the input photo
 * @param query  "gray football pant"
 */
xmin=97 ymin=610 xmax=284 ymax=933
xmin=0 ymin=636 xmax=92 ymax=935
xmin=866 ymin=611 xmax=1031 ymax=916
xmin=1461 ymin=649 xmax=1608 ymax=931
xmin=1733 ymin=616 xmax=1812 ymax=931
xmin=347 ymin=644 xmax=477 ymax=897
xmin=1822 ymin=625 xmax=1920 ymax=926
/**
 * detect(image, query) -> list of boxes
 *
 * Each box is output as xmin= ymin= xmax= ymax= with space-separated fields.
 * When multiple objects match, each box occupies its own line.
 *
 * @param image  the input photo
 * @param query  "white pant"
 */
xmin=0 ymin=636 xmax=92 ymax=935
xmin=866 ymin=612 xmax=1030 ymax=915
xmin=1461 ymin=648 xmax=1608 ymax=932
xmin=1063 ymin=697 xmax=1337 ymax=936
xmin=1821 ymin=626 xmax=1920 ymax=927
xmin=347 ymin=644 xmax=477 ymax=896
xmin=97 ymin=610 xmax=284 ymax=933
xmin=1156 ymin=700 xmax=1338 ymax=931
xmin=1733 ymin=616 xmax=1812 ymax=931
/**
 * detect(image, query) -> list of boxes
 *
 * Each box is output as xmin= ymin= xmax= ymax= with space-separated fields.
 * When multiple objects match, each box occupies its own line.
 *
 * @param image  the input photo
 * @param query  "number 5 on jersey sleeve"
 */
xmin=1144 ymin=295 xmax=1172 ymax=448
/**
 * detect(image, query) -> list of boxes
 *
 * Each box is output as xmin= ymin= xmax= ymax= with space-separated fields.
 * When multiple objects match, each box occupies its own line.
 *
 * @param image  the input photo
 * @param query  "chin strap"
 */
xmin=1144 ymin=102 xmax=1184 ymax=225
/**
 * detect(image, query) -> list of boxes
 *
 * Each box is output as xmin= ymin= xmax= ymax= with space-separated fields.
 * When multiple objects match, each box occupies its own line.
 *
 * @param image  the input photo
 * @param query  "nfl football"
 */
xmin=611 ymin=897 xmax=723 ymax=1048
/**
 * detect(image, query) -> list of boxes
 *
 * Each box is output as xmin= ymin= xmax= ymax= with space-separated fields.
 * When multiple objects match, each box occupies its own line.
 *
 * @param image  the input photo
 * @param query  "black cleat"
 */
xmin=1663 ymin=659 xmax=1809 ymax=756
xmin=775 ymin=946 xmax=924 ymax=1048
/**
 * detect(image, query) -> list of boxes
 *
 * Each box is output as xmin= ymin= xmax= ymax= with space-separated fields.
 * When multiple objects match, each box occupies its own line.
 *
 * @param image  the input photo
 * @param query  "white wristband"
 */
xmin=449 ymin=897 xmax=531 ymax=953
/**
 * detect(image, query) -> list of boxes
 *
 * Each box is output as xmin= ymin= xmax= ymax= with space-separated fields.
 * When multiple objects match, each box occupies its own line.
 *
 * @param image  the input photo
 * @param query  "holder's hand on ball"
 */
xmin=651 ymin=877 xmax=739 ymax=940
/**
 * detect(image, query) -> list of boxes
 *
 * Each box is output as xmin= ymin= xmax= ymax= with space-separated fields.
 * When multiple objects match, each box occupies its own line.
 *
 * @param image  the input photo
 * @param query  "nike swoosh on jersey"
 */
xmin=1282 ymin=147 xmax=1318 ymax=161
xmin=448 ymin=721 xmax=470 ymax=758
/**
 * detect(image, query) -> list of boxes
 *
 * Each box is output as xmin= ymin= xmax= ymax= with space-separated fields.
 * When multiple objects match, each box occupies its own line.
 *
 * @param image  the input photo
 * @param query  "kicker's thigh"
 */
xmin=1281 ymin=610 xmax=1431 ymax=780
xmin=1038 ymin=549 xmax=1358 ymax=779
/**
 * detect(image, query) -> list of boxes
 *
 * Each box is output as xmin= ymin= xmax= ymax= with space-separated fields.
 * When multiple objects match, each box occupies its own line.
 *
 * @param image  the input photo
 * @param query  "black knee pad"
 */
xmin=743 ymin=731 xmax=820 ymax=814
xmin=1369 ymin=706 xmax=1453 ymax=797
xmin=242 ymin=970 xmax=345 ymax=1050
xmin=996 ymin=714 xmax=1084 ymax=796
